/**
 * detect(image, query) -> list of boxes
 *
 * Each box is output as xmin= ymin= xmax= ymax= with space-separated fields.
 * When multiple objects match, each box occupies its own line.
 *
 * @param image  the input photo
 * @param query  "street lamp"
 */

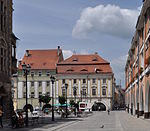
xmin=65 ymin=83 xmax=68 ymax=118
xmin=73 ymin=87 xmax=77 ymax=116
xmin=22 ymin=63 xmax=31 ymax=127
xmin=50 ymin=75 xmax=55 ymax=121
xmin=80 ymin=90 xmax=83 ymax=102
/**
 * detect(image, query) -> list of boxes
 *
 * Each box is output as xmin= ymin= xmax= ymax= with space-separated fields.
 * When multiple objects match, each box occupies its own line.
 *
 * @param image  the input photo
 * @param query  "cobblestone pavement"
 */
xmin=55 ymin=111 xmax=150 ymax=131
xmin=1 ymin=111 xmax=150 ymax=131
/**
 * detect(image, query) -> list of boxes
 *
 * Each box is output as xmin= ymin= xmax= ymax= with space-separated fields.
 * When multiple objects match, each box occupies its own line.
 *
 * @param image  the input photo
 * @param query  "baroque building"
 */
xmin=15 ymin=47 xmax=63 ymax=110
xmin=56 ymin=53 xmax=114 ymax=111
xmin=0 ymin=0 xmax=17 ymax=119
xmin=125 ymin=0 xmax=150 ymax=118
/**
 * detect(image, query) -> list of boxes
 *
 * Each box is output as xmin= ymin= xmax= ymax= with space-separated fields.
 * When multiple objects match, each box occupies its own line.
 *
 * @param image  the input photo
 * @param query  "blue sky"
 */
xmin=13 ymin=0 xmax=142 ymax=87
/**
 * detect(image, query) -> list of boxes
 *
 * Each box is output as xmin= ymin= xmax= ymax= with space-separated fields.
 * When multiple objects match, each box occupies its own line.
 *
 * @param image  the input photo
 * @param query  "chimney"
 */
xmin=25 ymin=50 xmax=29 ymax=57
xmin=57 ymin=46 xmax=60 ymax=56
xmin=95 ymin=52 xmax=98 ymax=55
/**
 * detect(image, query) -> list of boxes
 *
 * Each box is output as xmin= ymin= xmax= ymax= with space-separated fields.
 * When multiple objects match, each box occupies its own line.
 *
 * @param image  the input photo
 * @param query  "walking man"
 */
xmin=107 ymin=108 xmax=110 ymax=115
xmin=0 ymin=106 xmax=3 ymax=128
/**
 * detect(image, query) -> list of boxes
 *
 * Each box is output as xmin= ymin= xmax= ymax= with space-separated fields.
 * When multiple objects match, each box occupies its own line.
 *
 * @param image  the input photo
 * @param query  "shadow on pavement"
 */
xmin=2 ymin=116 xmax=83 ymax=131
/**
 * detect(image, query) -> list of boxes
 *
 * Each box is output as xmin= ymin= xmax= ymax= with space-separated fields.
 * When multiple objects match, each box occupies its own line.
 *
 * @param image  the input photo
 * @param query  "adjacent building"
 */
xmin=0 ymin=0 xmax=17 ymax=119
xmin=114 ymin=85 xmax=125 ymax=109
xmin=14 ymin=47 xmax=63 ymax=110
xmin=125 ymin=0 xmax=150 ymax=118
xmin=57 ymin=53 xmax=114 ymax=110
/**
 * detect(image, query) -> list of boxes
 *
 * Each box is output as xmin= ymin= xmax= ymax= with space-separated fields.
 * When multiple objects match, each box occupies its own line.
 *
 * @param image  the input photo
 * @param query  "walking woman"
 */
xmin=0 ymin=106 xmax=3 ymax=128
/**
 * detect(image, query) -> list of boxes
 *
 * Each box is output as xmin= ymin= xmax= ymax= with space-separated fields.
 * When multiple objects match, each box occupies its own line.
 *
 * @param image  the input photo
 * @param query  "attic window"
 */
xmin=72 ymin=58 xmax=78 ymax=62
xmin=95 ymin=68 xmax=102 ymax=73
xmin=92 ymin=58 xmax=98 ymax=61
xmin=66 ymin=69 xmax=74 ymax=72
xmin=43 ymin=62 xmax=46 ymax=65
xmin=81 ymin=68 xmax=88 ymax=72
xmin=30 ymin=63 xmax=34 ymax=66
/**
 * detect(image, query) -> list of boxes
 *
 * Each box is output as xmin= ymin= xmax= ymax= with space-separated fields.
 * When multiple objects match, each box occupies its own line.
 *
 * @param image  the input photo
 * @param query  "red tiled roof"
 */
xmin=57 ymin=54 xmax=113 ymax=74
xmin=18 ymin=49 xmax=63 ymax=70
xmin=59 ymin=54 xmax=109 ymax=65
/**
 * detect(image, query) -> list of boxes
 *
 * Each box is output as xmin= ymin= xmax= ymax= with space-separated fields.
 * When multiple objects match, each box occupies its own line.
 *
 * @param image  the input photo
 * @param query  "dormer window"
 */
xmin=81 ymin=68 xmax=88 ymax=72
xmin=72 ymin=58 xmax=78 ymax=62
xmin=95 ymin=68 xmax=102 ymax=73
xmin=92 ymin=58 xmax=98 ymax=61
xmin=66 ymin=69 xmax=74 ymax=72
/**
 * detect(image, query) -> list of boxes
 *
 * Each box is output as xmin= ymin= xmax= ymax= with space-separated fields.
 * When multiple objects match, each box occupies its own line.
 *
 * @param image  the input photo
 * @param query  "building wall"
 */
xmin=125 ymin=0 xmax=150 ymax=118
xmin=0 ymin=0 xmax=17 ymax=119
xmin=14 ymin=69 xmax=56 ymax=109
xmin=57 ymin=74 xmax=113 ymax=110
xmin=14 ymin=72 xmax=114 ymax=111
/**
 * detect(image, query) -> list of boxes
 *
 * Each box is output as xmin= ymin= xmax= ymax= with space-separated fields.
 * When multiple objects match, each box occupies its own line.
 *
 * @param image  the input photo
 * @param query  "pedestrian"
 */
xmin=98 ymin=106 xmax=101 ymax=111
xmin=11 ymin=111 xmax=18 ymax=128
xmin=0 ymin=106 xmax=3 ymax=128
xmin=107 ymin=108 xmax=110 ymax=115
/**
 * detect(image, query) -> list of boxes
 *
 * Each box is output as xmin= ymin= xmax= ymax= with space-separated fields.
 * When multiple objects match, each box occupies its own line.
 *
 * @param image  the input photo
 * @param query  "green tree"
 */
xmin=58 ymin=96 xmax=66 ymax=106
xmin=39 ymin=94 xmax=51 ymax=104
xmin=69 ymin=99 xmax=75 ymax=107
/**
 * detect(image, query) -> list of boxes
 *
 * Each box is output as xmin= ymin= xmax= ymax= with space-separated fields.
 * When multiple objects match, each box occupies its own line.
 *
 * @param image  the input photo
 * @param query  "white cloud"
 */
xmin=110 ymin=55 xmax=128 ymax=88
xmin=62 ymin=50 xmax=73 ymax=59
xmin=72 ymin=4 xmax=139 ymax=39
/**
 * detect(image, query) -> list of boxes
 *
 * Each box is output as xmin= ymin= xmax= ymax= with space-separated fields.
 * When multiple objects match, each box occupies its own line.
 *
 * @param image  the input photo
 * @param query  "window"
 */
xmin=47 ymin=92 xmax=50 ymax=96
xmin=31 ymin=71 xmax=34 ymax=77
xmin=102 ymin=88 xmax=106 ymax=96
xmin=47 ymin=81 xmax=50 ymax=86
xmin=30 ymin=92 xmax=35 ymax=98
xmin=31 ymin=81 xmax=34 ymax=87
xmin=39 ymin=81 xmax=42 ymax=87
xmin=62 ymin=88 xmax=66 ymax=96
xmin=92 ymin=88 xmax=96 ymax=96
xmin=0 ymin=1 xmax=3 ymax=31
xmin=1 ymin=57 xmax=3 ymax=71
xmin=23 ymin=92 xmax=26 ymax=98
xmin=83 ymin=79 xmax=86 ymax=84
xmin=73 ymin=79 xmax=77 ymax=84
xmin=38 ymin=71 xmax=42 ymax=76
xmin=1 ymin=48 xmax=3 ymax=55
xmin=62 ymin=79 xmax=65 ymax=84
xmin=92 ymin=78 xmax=96 ymax=84
xmin=103 ymin=79 xmax=106 ymax=84
xmin=46 ymin=71 xmax=50 ymax=76
xmin=39 ymin=92 xmax=42 ymax=97
xmin=73 ymin=87 xmax=77 ymax=96
xmin=82 ymin=88 xmax=86 ymax=96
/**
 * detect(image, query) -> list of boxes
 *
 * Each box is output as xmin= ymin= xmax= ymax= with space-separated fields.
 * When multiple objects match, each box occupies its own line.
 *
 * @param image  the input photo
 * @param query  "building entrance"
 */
xmin=92 ymin=102 xmax=106 ymax=111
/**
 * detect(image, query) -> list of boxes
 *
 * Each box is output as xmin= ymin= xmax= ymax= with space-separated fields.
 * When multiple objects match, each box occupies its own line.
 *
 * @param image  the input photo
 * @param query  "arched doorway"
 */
xmin=136 ymin=86 xmax=139 ymax=115
xmin=92 ymin=102 xmax=106 ymax=111
xmin=145 ymin=81 xmax=150 ymax=118
xmin=139 ymin=86 xmax=144 ymax=116
xmin=23 ymin=104 xmax=33 ymax=112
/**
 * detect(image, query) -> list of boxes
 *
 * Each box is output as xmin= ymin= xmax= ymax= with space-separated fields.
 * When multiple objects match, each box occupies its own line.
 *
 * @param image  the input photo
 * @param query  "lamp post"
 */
xmin=22 ymin=63 xmax=31 ymax=127
xmin=50 ymin=75 xmax=55 ymax=121
xmin=81 ymin=90 xmax=82 ymax=102
xmin=73 ymin=87 xmax=77 ymax=116
xmin=65 ymin=83 xmax=68 ymax=118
